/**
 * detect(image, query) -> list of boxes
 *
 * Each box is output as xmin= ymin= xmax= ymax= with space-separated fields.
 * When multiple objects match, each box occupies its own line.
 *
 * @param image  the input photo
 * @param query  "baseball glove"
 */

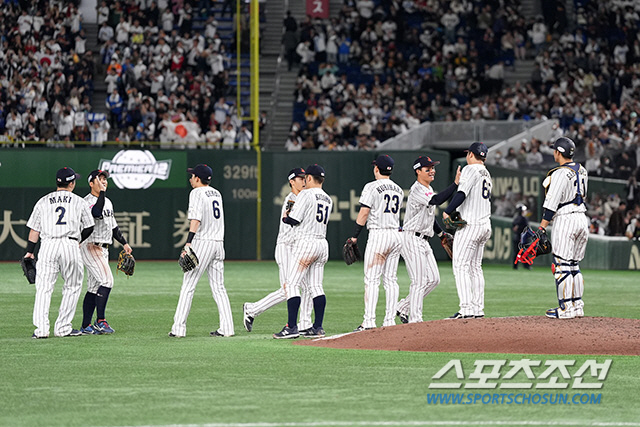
xmin=440 ymin=232 xmax=454 ymax=259
xmin=515 ymin=227 xmax=552 ymax=265
xmin=117 ymin=250 xmax=135 ymax=276
xmin=342 ymin=238 xmax=361 ymax=265
xmin=20 ymin=257 xmax=36 ymax=284
xmin=444 ymin=211 xmax=467 ymax=230
xmin=179 ymin=245 xmax=199 ymax=272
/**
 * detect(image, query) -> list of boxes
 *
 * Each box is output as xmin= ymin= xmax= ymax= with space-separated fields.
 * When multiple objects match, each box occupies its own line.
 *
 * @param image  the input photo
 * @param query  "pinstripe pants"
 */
xmin=452 ymin=221 xmax=491 ymax=317
xmin=81 ymin=243 xmax=114 ymax=294
xmin=287 ymin=238 xmax=328 ymax=300
xmin=361 ymin=229 xmax=401 ymax=328
xmin=551 ymin=213 xmax=589 ymax=311
xmin=171 ymin=239 xmax=234 ymax=337
xmin=397 ymin=232 xmax=440 ymax=322
xmin=244 ymin=243 xmax=313 ymax=330
xmin=33 ymin=239 xmax=84 ymax=337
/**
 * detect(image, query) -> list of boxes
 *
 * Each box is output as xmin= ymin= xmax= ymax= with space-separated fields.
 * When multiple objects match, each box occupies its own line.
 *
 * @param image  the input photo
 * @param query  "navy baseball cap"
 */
xmin=305 ymin=164 xmax=326 ymax=177
xmin=465 ymin=142 xmax=488 ymax=159
xmin=372 ymin=154 xmax=394 ymax=173
xmin=56 ymin=167 xmax=80 ymax=184
xmin=287 ymin=167 xmax=306 ymax=181
xmin=88 ymin=169 xmax=109 ymax=184
xmin=187 ymin=164 xmax=213 ymax=181
xmin=413 ymin=156 xmax=441 ymax=170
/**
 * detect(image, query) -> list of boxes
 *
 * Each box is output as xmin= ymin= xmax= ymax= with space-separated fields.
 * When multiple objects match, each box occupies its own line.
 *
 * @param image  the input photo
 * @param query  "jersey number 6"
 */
xmin=482 ymin=179 xmax=491 ymax=200
xmin=212 ymin=200 xmax=221 ymax=219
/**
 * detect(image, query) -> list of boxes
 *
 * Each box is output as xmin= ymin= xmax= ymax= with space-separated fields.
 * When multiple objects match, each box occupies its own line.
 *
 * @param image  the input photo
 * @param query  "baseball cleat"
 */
xmin=81 ymin=325 xmax=102 ymax=335
xmin=168 ymin=332 xmax=184 ymax=337
xmin=447 ymin=312 xmax=474 ymax=319
xmin=396 ymin=311 xmax=409 ymax=324
xmin=210 ymin=330 xmax=234 ymax=337
xmin=353 ymin=325 xmax=374 ymax=332
xmin=574 ymin=307 xmax=584 ymax=318
xmin=474 ymin=314 xmax=485 ymax=319
xmin=31 ymin=334 xmax=48 ymax=339
xmin=95 ymin=320 xmax=114 ymax=334
xmin=300 ymin=326 xmax=325 ymax=338
xmin=62 ymin=329 xmax=83 ymax=337
xmin=273 ymin=325 xmax=299 ymax=339
xmin=545 ymin=307 xmax=576 ymax=319
xmin=242 ymin=303 xmax=254 ymax=332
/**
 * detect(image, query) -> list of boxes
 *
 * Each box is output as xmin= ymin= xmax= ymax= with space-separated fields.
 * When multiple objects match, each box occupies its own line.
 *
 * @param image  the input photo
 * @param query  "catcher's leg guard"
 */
xmin=547 ymin=256 xmax=575 ymax=319
xmin=570 ymin=261 xmax=584 ymax=317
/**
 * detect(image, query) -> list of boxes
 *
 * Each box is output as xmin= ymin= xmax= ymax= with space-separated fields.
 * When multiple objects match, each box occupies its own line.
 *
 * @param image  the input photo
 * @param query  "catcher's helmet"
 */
xmin=553 ymin=137 xmax=575 ymax=158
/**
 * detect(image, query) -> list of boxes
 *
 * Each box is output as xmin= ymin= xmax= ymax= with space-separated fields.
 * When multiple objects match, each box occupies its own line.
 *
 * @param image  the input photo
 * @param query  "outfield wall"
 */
xmin=1 ymin=149 xmax=636 ymax=269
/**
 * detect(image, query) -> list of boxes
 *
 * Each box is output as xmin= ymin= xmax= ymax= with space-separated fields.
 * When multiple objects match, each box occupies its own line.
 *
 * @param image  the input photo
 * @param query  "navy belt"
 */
xmin=94 ymin=243 xmax=109 ymax=248
xmin=414 ymin=232 xmax=429 ymax=240
xmin=68 ymin=237 xmax=78 ymax=241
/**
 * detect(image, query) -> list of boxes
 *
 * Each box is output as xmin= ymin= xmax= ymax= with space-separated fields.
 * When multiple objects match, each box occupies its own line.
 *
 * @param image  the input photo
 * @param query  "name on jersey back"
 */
xmin=49 ymin=195 xmax=72 ymax=204
xmin=375 ymin=183 xmax=403 ymax=194
xmin=315 ymin=193 xmax=332 ymax=203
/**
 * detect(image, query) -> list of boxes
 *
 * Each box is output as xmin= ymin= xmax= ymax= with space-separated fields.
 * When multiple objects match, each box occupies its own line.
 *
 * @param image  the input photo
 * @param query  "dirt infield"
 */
xmin=295 ymin=317 xmax=640 ymax=355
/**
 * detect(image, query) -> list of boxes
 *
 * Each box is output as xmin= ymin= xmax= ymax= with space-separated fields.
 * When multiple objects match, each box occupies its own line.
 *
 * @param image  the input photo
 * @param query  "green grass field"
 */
xmin=1 ymin=260 xmax=638 ymax=427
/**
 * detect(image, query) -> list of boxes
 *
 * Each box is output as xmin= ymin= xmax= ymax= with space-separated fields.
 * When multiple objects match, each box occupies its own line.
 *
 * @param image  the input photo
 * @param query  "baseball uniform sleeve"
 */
xmin=358 ymin=182 xmax=374 ymax=208
xmin=187 ymin=189 xmax=202 ymax=221
xmin=81 ymin=202 xmax=95 ymax=229
xmin=26 ymin=201 xmax=42 ymax=231
xmin=457 ymin=166 xmax=477 ymax=195
xmin=542 ymin=170 xmax=566 ymax=211
xmin=288 ymin=191 xmax=310 ymax=223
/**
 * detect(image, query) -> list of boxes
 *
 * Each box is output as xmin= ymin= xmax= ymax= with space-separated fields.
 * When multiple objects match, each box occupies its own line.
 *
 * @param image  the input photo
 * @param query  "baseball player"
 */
xmin=170 ymin=164 xmax=234 ymax=337
xmin=25 ymin=167 xmax=95 ymax=338
xmin=396 ymin=157 xmax=461 ymax=323
xmin=350 ymin=155 xmax=404 ymax=331
xmin=274 ymin=164 xmax=332 ymax=339
xmin=512 ymin=204 xmax=531 ymax=270
xmin=79 ymin=169 xmax=133 ymax=335
xmin=242 ymin=168 xmax=313 ymax=334
xmin=540 ymin=137 xmax=589 ymax=319
xmin=443 ymin=142 xmax=493 ymax=319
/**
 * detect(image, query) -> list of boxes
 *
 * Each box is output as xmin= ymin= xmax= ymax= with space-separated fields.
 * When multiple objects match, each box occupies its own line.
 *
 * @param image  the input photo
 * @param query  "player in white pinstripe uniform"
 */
xmin=540 ymin=137 xmax=589 ymax=319
xmin=170 ymin=164 xmax=234 ymax=337
xmin=25 ymin=167 xmax=95 ymax=338
xmin=242 ymin=168 xmax=313 ymax=334
xmin=396 ymin=157 xmax=461 ymax=323
xmin=79 ymin=169 xmax=133 ymax=335
xmin=443 ymin=142 xmax=493 ymax=319
xmin=350 ymin=155 xmax=404 ymax=331
xmin=274 ymin=164 xmax=332 ymax=339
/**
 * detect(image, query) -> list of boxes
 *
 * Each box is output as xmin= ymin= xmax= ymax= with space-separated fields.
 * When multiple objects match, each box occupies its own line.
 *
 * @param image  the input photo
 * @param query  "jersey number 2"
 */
xmin=383 ymin=194 xmax=400 ymax=214
xmin=316 ymin=204 xmax=329 ymax=224
xmin=55 ymin=206 xmax=67 ymax=225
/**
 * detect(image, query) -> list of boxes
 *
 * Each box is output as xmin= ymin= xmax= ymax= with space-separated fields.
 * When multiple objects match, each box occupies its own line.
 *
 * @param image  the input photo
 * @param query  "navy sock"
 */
xmin=82 ymin=292 xmax=97 ymax=328
xmin=287 ymin=297 xmax=301 ymax=329
xmin=96 ymin=286 xmax=112 ymax=321
xmin=312 ymin=295 xmax=326 ymax=329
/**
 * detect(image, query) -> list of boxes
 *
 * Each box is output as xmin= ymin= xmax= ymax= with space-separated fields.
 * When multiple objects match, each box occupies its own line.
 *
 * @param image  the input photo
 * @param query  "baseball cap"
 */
xmin=413 ymin=156 xmax=441 ymax=170
xmin=287 ymin=167 xmax=306 ymax=181
xmin=372 ymin=154 xmax=394 ymax=173
xmin=88 ymin=169 xmax=109 ymax=184
xmin=465 ymin=142 xmax=488 ymax=159
xmin=305 ymin=164 xmax=326 ymax=177
xmin=56 ymin=167 xmax=80 ymax=184
xmin=187 ymin=164 xmax=213 ymax=181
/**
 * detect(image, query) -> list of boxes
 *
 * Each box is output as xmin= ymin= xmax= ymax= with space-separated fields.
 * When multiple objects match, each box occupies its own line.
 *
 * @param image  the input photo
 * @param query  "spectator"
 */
xmin=608 ymin=201 xmax=628 ymax=236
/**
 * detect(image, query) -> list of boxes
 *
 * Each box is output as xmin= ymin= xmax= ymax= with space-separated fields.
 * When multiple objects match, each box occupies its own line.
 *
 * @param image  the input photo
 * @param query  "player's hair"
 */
xmin=57 ymin=181 xmax=73 ymax=189
xmin=199 ymin=177 xmax=211 ymax=185
xmin=309 ymin=175 xmax=324 ymax=185
xmin=472 ymin=153 xmax=486 ymax=162
xmin=379 ymin=169 xmax=392 ymax=176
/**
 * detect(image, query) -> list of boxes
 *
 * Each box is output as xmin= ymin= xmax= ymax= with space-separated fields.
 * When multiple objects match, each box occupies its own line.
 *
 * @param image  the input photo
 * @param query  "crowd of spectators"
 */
xmin=0 ymin=0 xmax=264 ymax=149
xmin=285 ymin=0 xmax=640 ymax=178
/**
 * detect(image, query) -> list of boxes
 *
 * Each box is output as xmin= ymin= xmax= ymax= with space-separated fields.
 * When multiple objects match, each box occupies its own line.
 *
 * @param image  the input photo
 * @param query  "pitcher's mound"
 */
xmin=295 ymin=316 xmax=640 ymax=355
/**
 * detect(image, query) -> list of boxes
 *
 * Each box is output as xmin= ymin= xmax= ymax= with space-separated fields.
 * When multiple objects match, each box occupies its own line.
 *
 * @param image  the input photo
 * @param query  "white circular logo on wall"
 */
xmin=99 ymin=150 xmax=172 ymax=189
